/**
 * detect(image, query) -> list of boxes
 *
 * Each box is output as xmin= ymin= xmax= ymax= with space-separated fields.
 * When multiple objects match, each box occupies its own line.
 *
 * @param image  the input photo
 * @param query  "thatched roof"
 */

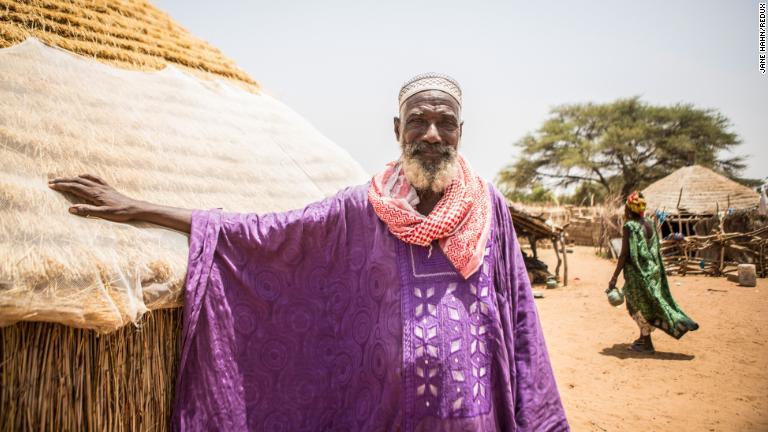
xmin=0 ymin=3 xmax=369 ymax=332
xmin=643 ymin=165 xmax=759 ymax=215
xmin=507 ymin=203 xmax=564 ymax=240
xmin=0 ymin=0 xmax=256 ymax=86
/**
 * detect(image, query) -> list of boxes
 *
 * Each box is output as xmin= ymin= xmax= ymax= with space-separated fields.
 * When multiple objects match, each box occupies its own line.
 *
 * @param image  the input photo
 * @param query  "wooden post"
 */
xmin=561 ymin=232 xmax=569 ymax=286
xmin=676 ymin=187 xmax=684 ymax=235
xmin=529 ymin=235 xmax=538 ymax=259
xmin=718 ymin=209 xmax=726 ymax=276
xmin=718 ymin=240 xmax=725 ymax=276
xmin=552 ymin=238 xmax=562 ymax=281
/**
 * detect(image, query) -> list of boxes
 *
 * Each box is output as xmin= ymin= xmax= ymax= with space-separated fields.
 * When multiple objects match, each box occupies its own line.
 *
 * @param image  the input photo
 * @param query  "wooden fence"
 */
xmin=660 ymin=226 xmax=768 ymax=277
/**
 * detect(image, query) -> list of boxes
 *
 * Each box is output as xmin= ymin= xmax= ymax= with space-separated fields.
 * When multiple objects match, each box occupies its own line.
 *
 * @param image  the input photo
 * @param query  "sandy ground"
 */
xmin=532 ymin=246 xmax=768 ymax=432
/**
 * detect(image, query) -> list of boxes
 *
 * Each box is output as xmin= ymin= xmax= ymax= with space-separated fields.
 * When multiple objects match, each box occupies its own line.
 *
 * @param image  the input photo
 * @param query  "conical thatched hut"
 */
xmin=641 ymin=166 xmax=766 ymax=277
xmin=643 ymin=165 xmax=759 ymax=236
xmin=0 ymin=1 xmax=368 ymax=430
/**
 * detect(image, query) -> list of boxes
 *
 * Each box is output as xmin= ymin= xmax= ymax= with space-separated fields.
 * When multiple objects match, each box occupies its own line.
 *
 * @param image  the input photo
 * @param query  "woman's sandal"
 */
xmin=629 ymin=339 xmax=655 ymax=354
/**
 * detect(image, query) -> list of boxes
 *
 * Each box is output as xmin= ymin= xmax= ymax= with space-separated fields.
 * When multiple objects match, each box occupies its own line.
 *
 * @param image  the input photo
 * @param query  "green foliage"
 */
xmin=504 ymin=183 xmax=556 ymax=204
xmin=558 ymin=182 xmax=608 ymax=206
xmin=496 ymin=97 xmax=751 ymax=199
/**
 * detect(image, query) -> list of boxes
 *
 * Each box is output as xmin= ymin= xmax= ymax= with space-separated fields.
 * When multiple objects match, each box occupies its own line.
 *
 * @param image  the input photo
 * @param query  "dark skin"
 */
xmin=609 ymin=207 xmax=656 ymax=351
xmin=48 ymin=89 xmax=463 ymax=229
xmin=394 ymin=89 xmax=463 ymax=215
xmin=47 ymin=173 xmax=194 ymax=232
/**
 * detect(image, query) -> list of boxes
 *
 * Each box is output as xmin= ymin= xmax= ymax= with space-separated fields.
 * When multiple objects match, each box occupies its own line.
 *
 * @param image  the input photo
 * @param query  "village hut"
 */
xmin=640 ymin=165 xmax=765 ymax=277
xmin=642 ymin=165 xmax=759 ymax=237
xmin=0 ymin=1 xmax=368 ymax=430
xmin=506 ymin=203 xmax=569 ymax=285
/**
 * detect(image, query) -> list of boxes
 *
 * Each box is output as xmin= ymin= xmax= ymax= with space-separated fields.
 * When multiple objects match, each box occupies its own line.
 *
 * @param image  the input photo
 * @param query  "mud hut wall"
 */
xmin=509 ymin=204 xmax=609 ymax=246
xmin=565 ymin=217 xmax=601 ymax=246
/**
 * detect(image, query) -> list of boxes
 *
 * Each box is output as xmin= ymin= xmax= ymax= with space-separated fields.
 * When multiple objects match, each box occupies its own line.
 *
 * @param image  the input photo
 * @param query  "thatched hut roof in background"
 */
xmin=507 ymin=202 xmax=565 ymax=240
xmin=0 ymin=0 xmax=256 ymax=86
xmin=642 ymin=165 xmax=759 ymax=215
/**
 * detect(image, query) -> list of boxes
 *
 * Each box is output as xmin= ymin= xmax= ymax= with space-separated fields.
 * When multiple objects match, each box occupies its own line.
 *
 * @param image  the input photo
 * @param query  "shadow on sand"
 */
xmin=600 ymin=343 xmax=695 ymax=361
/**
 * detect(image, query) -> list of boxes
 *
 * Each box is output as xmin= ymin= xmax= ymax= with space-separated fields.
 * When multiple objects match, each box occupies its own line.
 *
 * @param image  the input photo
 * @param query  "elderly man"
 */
xmin=49 ymin=73 xmax=568 ymax=431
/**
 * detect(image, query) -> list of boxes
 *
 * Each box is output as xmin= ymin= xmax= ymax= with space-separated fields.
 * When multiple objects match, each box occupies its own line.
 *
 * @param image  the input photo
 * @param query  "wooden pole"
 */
xmin=552 ymin=238 xmax=562 ymax=281
xmin=676 ymin=187 xmax=684 ymax=235
xmin=718 ymin=240 xmax=725 ymax=276
xmin=561 ymin=232 xmax=569 ymax=286
xmin=718 ymin=209 xmax=726 ymax=275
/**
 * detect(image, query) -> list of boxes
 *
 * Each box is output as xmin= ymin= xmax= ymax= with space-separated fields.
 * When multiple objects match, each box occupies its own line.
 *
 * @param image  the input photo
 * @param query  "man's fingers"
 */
xmin=49 ymin=175 xmax=97 ymax=187
xmin=49 ymin=181 xmax=97 ymax=201
xmin=49 ymin=176 xmax=82 ymax=184
xmin=72 ymin=176 xmax=97 ymax=187
xmin=79 ymin=174 xmax=107 ymax=185
xmin=69 ymin=204 xmax=108 ymax=218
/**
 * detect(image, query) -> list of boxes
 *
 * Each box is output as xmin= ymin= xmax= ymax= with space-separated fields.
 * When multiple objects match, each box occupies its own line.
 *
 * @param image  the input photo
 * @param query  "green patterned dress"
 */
xmin=622 ymin=218 xmax=699 ymax=339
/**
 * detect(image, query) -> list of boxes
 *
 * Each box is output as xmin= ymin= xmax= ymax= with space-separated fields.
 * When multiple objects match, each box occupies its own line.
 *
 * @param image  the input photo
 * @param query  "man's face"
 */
xmin=394 ymin=90 xmax=463 ymax=193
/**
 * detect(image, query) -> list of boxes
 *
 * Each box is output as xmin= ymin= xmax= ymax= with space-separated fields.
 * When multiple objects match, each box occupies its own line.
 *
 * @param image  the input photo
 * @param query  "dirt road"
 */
xmin=534 ymin=246 xmax=767 ymax=431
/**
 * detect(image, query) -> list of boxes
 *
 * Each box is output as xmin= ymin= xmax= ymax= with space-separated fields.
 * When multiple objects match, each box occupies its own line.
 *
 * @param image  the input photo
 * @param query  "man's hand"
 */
xmin=48 ymin=174 xmax=139 ymax=222
xmin=48 ymin=174 xmax=194 ymax=233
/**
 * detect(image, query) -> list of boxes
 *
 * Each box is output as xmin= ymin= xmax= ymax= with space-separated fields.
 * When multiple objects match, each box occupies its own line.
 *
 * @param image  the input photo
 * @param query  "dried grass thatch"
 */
xmin=1 ymin=308 xmax=181 ymax=431
xmin=1 ymin=2 xmax=368 ymax=429
xmin=642 ymin=165 xmax=759 ymax=215
xmin=0 ymin=38 xmax=368 ymax=331
xmin=507 ymin=203 xmax=569 ymax=284
xmin=0 ymin=0 xmax=256 ymax=86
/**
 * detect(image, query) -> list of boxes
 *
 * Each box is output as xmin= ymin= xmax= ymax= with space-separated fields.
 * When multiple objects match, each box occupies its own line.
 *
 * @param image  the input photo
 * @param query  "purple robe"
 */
xmin=173 ymin=184 xmax=568 ymax=431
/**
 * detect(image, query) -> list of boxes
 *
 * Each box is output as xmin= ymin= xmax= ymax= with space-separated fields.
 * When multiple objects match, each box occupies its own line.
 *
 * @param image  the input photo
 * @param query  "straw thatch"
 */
xmin=0 ymin=0 xmax=256 ymax=86
xmin=1 ymin=2 xmax=369 ymax=429
xmin=642 ymin=165 xmax=759 ymax=215
xmin=0 ymin=38 xmax=368 ymax=332
xmin=507 ymin=203 xmax=569 ymax=285
xmin=1 ymin=308 xmax=181 ymax=431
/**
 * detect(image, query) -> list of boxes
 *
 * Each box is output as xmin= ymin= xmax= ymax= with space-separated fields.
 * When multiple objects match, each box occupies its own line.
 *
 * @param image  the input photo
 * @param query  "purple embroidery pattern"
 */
xmin=398 ymin=230 xmax=497 ymax=431
xmin=173 ymin=183 xmax=569 ymax=431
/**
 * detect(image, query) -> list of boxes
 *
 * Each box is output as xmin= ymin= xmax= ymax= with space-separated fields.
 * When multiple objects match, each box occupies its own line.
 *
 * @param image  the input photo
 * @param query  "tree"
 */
xmin=503 ymin=182 xmax=556 ymax=204
xmin=557 ymin=182 xmax=608 ymax=206
xmin=496 ymin=97 xmax=752 ymax=200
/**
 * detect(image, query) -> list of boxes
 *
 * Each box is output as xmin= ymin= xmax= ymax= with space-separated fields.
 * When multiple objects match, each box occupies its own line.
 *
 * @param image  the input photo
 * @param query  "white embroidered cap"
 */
xmin=398 ymin=72 xmax=462 ymax=107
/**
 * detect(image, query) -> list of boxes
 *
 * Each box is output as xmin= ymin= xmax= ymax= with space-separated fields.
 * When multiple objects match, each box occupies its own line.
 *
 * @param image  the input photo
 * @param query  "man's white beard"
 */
xmin=400 ymin=141 xmax=459 ymax=193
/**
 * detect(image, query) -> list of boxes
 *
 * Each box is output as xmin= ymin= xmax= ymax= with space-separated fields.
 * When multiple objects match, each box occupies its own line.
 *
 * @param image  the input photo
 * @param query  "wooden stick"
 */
xmin=561 ymin=232 xmax=569 ymax=286
xmin=552 ymin=238 xmax=562 ymax=281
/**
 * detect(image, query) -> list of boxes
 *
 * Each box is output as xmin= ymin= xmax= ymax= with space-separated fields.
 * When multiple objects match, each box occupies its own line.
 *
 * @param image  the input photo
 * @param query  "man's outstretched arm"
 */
xmin=48 ymin=174 xmax=193 ymax=233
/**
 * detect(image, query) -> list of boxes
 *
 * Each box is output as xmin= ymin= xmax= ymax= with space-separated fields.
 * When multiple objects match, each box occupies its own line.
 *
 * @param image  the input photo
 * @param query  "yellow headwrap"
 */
xmin=626 ymin=191 xmax=647 ymax=216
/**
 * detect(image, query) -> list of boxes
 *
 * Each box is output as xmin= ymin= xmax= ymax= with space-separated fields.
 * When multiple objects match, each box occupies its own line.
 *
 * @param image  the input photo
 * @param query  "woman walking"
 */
xmin=608 ymin=191 xmax=699 ymax=353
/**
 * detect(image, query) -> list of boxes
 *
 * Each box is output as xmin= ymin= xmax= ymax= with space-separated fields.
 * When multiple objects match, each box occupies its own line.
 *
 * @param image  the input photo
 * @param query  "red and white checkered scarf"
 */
xmin=368 ymin=155 xmax=491 ymax=279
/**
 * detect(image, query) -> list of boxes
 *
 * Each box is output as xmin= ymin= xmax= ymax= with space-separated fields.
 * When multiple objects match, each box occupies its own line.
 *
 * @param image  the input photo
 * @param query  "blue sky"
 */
xmin=158 ymin=0 xmax=767 ymax=185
